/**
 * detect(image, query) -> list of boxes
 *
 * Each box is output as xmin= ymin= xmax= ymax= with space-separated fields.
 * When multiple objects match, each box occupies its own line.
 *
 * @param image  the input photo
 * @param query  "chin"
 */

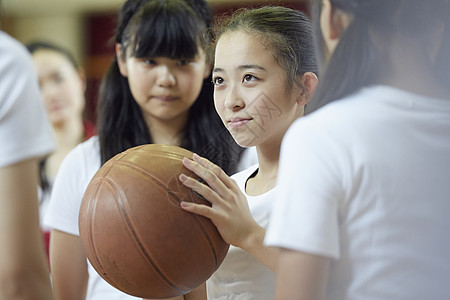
xmin=233 ymin=136 xmax=258 ymax=148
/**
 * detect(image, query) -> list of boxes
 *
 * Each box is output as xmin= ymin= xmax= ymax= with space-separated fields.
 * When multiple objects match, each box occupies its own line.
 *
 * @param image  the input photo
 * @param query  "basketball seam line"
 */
xmin=112 ymin=175 xmax=187 ymax=294
xmin=117 ymin=160 xmax=219 ymax=269
xmin=115 ymin=159 xmax=220 ymax=270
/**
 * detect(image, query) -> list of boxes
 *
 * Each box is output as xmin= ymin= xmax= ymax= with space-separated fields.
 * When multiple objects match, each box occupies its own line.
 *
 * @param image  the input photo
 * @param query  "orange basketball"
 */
xmin=78 ymin=144 xmax=229 ymax=298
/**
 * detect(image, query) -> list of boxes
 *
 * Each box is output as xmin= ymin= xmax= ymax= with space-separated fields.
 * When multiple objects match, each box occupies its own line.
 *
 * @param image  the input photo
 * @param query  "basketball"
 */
xmin=78 ymin=144 xmax=229 ymax=298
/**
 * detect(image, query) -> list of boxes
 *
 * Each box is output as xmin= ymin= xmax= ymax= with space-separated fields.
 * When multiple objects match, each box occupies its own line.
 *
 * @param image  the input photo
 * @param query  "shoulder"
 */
xmin=289 ymin=86 xmax=397 ymax=135
xmin=0 ymin=32 xmax=35 ymax=86
xmin=58 ymin=136 xmax=100 ymax=177
xmin=0 ymin=32 xmax=38 ymax=108
xmin=0 ymin=32 xmax=31 ymax=65
xmin=0 ymin=32 xmax=55 ymax=167
xmin=65 ymin=136 xmax=100 ymax=165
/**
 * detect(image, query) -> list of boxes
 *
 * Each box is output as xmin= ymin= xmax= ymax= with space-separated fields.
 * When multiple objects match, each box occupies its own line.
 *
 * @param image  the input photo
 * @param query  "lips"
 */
xmin=153 ymin=95 xmax=177 ymax=102
xmin=48 ymin=102 xmax=64 ymax=112
xmin=228 ymin=117 xmax=252 ymax=129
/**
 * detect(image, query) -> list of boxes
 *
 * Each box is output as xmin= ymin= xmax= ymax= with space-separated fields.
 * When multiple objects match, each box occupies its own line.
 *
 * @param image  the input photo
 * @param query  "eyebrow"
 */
xmin=213 ymin=64 xmax=267 ymax=73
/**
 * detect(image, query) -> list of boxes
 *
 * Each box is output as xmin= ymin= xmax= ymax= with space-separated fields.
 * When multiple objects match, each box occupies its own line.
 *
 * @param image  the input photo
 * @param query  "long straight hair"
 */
xmin=97 ymin=0 xmax=243 ymax=174
xmin=306 ymin=0 xmax=450 ymax=114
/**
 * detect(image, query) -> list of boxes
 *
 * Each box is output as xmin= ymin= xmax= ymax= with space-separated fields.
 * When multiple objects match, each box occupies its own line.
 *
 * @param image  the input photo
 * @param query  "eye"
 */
xmin=243 ymin=74 xmax=257 ymax=83
xmin=212 ymin=76 xmax=225 ymax=86
xmin=177 ymin=60 xmax=192 ymax=66
xmin=142 ymin=58 xmax=156 ymax=65
xmin=54 ymin=74 xmax=65 ymax=84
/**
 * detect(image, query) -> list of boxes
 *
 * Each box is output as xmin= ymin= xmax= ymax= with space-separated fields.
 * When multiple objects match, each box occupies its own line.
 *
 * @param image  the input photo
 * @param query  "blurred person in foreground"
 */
xmin=265 ymin=0 xmax=450 ymax=299
xmin=0 ymin=25 xmax=55 ymax=300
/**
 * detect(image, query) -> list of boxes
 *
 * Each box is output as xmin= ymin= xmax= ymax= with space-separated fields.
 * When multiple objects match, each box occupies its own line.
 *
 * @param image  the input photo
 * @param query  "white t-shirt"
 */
xmin=265 ymin=86 xmax=450 ymax=300
xmin=45 ymin=137 xmax=138 ymax=300
xmin=0 ymin=31 xmax=55 ymax=168
xmin=207 ymin=164 xmax=277 ymax=300
xmin=45 ymin=136 xmax=257 ymax=300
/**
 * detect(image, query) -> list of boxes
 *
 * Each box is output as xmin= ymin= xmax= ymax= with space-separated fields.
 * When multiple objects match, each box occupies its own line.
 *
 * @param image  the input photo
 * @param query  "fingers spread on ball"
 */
xmin=181 ymin=156 xmax=230 ymax=198
xmin=179 ymin=173 xmax=219 ymax=205
xmin=192 ymin=154 xmax=236 ymax=189
xmin=180 ymin=200 xmax=215 ymax=219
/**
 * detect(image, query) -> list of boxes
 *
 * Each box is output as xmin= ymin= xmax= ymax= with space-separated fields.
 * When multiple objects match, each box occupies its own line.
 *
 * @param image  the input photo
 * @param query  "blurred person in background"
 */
xmin=27 ymin=41 xmax=95 ymax=264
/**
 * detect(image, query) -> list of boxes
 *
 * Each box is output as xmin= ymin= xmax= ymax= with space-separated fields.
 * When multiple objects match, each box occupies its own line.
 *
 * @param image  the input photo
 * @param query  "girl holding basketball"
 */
xmin=43 ymin=0 xmax=253 ymax=299
xmin=179 ymin=6 xmax=318 ymax=299
xmin=264 ymin=0 xmax=450 ymax=299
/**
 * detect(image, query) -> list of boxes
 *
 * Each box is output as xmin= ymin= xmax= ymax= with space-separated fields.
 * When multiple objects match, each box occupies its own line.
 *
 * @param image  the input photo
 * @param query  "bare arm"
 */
xmin=238 ymin=227 xmax=280 ymax=271
xmin=275 ymin=248 xmax=330 ymax=300
xmin=50 ymin=230 xmax=89 ymax=300
xmin=0 ymin=158 xmax=54 ymax=300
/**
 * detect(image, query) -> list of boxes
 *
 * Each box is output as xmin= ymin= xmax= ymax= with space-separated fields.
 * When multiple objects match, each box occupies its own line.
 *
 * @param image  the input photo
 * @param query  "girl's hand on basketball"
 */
xmin=179 ymin=153 xmax=260 ymax=250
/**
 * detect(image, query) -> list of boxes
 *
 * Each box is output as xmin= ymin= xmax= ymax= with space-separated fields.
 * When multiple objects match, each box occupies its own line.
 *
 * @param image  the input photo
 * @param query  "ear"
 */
xmin=296 ymin=72 xmax=319 ymax=106
xmin=199 ymin=48 xmax=212 ymax=79
xmin=320 ymin=0 xmax=352 ymax=54
xmin=77 ymin=67 xmax=87 ymax=93
xmin=203 ymin=66 xmax=211 ymax=79
xmin=116 ymin=43 xmax=128 ymax=77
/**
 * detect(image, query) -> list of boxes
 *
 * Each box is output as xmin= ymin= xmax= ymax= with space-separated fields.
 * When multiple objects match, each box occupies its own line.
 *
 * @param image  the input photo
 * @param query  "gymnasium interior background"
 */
xmin=1 ymin=0 xmax=307 ymax=124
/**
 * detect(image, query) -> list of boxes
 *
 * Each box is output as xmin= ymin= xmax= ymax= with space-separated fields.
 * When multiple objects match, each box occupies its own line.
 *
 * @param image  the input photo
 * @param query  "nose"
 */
xmin=41 ymin=82 xmax=58 ymax=103
xmin=156 ymin=65 xmax=176 ymax=87
xmin=224 ymin=84 xmax=245 ymax=112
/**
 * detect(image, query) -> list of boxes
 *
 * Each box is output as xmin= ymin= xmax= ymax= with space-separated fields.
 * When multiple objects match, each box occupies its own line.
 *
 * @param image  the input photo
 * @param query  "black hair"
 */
xmin=210 ymin=6 xmax=318 ymax=90
xmin=306 ymin=0 xmax=450 ymax=114
xmin=26 ymin=41 xmax=80 ymax=69
xmin=97 ymin=0 xmax=243 ymax=174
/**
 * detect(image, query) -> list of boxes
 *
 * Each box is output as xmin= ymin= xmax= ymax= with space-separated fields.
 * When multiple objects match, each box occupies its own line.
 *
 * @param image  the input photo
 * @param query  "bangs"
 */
xmin=126 ymin=2 xmax=205 ymax=59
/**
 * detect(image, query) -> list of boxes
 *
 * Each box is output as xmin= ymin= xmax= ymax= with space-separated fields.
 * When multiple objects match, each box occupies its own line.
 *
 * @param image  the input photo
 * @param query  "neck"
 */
xmin=52 ymin=118 xmax=85 ymax=151
xmin=377 ymin=37 xmax=449 ymax=100
xmin=245 ymin=139 xmax=282 ymax=196
xmin=146 ymin=115 xmax=188 ymax=146
xmin=45 ymin=118 xmax=84 ymax=180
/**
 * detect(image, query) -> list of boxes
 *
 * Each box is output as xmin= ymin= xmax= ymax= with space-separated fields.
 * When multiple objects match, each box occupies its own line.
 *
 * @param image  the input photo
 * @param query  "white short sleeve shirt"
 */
xmin=266 ymin=86 xmax=450 ymax=300
xmin=0 ymin=31 xmax=55 ymax=167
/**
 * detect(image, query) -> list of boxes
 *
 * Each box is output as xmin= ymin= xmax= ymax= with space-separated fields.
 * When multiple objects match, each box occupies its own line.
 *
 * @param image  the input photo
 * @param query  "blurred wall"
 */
xmin=2 ymin=14 xmax=85 ymax=66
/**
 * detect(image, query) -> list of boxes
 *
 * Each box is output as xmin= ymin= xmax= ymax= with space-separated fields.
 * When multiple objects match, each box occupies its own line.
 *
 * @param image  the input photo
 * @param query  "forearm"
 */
xmin=50 ymin=230 xmax=88 ymax=300
xmin=0 ymin=266 xmax=53 ymax=300
xmin=240 ymin=225 xmax=279 ymax=272
xmin=0 ymin=159 xmax=54 ymax=300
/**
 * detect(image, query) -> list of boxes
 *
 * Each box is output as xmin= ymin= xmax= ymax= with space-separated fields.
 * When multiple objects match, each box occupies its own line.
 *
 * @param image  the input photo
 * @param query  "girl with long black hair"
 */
xmin=44 ymin=0 xmax=251 ymax=299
